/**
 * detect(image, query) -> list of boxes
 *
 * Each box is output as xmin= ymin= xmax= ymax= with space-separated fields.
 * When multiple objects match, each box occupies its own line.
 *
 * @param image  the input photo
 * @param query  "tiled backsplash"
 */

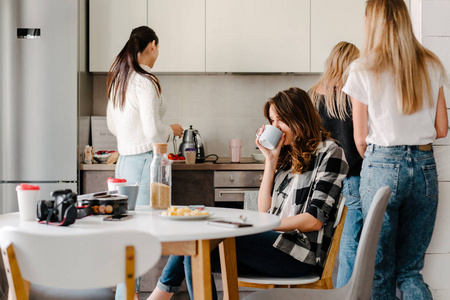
xmin=93 ymin=74 xmax=320 ymax=156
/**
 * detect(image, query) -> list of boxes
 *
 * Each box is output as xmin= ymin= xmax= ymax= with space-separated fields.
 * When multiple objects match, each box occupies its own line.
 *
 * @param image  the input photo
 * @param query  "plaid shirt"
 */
xmin=271 ymin=139 xmax=348 ymax=270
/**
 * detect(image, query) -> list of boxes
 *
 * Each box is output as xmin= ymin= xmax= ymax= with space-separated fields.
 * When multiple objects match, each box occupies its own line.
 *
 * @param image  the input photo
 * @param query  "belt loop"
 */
xmin=367 ymin=144 xmax=374 ymax=153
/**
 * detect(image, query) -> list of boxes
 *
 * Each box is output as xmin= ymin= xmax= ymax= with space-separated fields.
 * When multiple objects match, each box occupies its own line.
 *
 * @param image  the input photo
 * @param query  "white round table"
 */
xmin=0 ymin=207 xmax=280 ymax=300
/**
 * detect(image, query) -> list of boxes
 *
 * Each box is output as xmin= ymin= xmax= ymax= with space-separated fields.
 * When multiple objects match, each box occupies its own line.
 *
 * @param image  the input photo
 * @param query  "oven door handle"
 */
xmin=218 ymin=190 xmax=246 ymax=197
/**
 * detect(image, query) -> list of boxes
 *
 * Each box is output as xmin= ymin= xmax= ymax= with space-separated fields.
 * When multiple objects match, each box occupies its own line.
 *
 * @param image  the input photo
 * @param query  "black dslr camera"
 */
xmin=37 ymin=189 xmax=78 ymax=226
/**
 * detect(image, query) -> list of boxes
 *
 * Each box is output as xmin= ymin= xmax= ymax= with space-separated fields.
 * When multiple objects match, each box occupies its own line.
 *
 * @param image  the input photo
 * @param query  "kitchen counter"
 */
xmin=80 ymin=157 xmax=265 ymax=171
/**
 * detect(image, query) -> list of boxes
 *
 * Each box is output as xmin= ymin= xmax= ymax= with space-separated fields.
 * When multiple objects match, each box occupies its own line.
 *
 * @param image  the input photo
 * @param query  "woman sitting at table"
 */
xmin=148 ymin=87 xmax=349 ymax=300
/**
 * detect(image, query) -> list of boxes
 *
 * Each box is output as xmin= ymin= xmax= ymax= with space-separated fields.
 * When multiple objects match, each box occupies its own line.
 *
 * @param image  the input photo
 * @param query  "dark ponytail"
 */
xmin=107 ymin=26 xmax=162 ymax=109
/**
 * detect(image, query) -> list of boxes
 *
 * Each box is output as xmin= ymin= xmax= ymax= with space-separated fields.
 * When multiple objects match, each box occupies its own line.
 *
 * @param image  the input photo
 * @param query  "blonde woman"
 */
xmin=343 ymin=0 xmax=448 ymax=299
xmin=309 ymin=41 xmax=361 ymax=288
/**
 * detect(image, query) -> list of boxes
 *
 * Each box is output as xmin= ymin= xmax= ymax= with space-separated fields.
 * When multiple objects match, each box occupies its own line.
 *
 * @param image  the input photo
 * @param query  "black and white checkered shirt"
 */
xmin=271 ymin=139 xmax=348 ymax=270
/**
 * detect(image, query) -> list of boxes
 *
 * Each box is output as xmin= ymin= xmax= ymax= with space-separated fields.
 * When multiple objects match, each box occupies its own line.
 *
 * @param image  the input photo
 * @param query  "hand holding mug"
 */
xmin=255 ymin=125 xmax=285 ymax=165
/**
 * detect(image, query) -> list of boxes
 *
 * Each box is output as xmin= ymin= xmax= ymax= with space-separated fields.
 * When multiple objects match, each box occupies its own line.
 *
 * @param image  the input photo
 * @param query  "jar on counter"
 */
xmin=150 ymin=143 xmax=171 ymax=209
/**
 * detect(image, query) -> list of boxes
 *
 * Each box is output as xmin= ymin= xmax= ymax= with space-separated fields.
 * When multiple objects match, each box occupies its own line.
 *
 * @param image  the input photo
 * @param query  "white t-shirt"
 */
xmin=107 ymin=66 xmax=172 ymax=155
xmin=343 ymin=58 xmax=444 ymax=146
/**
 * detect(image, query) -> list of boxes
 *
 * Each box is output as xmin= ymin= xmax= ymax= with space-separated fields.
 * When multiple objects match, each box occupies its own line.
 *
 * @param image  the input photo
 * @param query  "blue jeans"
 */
xmin=157 ymin=231 xmax=315 ymax=299
xmin=336 ymin=176 xmax=362 ymax=288
xmin=115 ymin=151 xmax=152 ymax=300
xmin=360 ymin=144 xmax=438 ymax=300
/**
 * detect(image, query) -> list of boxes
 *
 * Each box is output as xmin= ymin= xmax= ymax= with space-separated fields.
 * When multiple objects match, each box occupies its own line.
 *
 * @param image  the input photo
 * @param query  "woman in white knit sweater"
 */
xmin=106 ymin=26 xmax=183 ymax=300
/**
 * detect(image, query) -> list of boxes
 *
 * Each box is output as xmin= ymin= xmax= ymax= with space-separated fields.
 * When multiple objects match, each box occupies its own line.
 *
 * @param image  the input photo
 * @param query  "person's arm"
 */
xmin=138 ymin=79 xmax=173 ymax=142
xmin=255 ymin=126 xmax=285 ymax=212
xmin=435 ymin=87 xmax=448 ymax=139
xmin=352 ymin=97 xmax=369 ymax=158
xmin=106 ymin=101 xmax=116 ymax=136
xmin=274 ymin=212 xmax=323 ymax=232
xmin=276 ymin=144 xmax=349 ymax=233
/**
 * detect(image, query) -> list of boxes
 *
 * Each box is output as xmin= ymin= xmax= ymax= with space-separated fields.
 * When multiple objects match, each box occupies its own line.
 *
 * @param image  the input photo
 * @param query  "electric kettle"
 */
xmin=178 ymin=125 xmax=205 ymax=161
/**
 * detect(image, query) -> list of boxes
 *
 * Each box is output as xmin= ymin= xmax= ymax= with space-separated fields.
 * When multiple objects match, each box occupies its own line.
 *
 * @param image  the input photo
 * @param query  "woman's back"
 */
xmin=344 ymin=58 xmax=443 ymax=146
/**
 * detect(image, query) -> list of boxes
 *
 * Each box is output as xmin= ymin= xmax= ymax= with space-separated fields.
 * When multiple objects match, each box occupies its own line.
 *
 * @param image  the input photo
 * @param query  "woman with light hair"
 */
xmin=309 ymin=41 xmax=361 ymax=288
xmin=343 ymin=0 xmax=448 ymax=298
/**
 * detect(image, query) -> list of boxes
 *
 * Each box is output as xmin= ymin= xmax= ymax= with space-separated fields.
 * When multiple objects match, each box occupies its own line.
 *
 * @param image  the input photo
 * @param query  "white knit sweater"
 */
xmin=106 ymin=67 xmax=172 ymax=155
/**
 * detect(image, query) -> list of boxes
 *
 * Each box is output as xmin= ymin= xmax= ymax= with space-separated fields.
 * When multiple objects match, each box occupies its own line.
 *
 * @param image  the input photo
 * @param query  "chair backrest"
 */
xmin=345 ymin=186 xmax=391 ymax=299
xmin=0 ymin=227 xmax=161 ymax=290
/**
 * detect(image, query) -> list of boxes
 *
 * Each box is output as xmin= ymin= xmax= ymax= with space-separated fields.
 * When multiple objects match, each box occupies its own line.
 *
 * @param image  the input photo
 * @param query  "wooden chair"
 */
xmin=238 ymin=196 xmax=347 ymax=290
xmin=242 ymin=186 xmax=391 ymax=300
xmin=0 ymin=227 xmax=161 ymax=300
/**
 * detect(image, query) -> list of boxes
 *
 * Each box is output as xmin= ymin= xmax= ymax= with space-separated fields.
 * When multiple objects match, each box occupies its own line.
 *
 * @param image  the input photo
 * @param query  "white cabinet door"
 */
xmin=206 ymin=0 xmax=310 ymax=73
xmin=89 ymin=0 xmax=147 ymax=72
xmin=311 ymin=0 xmax=366 ymax=73
xmin=148 ymin=0 xmax=205 ymax=73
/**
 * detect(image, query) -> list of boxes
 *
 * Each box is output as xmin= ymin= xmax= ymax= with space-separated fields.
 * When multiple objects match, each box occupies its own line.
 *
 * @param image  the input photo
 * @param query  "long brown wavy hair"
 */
xmin=264 ymin=87 xmax=330 ymax=174
xmin=107 ymin=26 xmax=162 ymax=109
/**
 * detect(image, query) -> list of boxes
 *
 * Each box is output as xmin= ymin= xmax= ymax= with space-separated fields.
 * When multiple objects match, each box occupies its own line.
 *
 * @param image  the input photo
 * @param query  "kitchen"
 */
xmin=1 ymin=0 xmax=450 ymax=299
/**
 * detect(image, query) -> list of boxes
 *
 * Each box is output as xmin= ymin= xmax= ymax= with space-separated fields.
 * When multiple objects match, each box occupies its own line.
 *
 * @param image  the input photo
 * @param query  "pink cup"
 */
xmin=229 ymin=139 xmax=242 ymax=163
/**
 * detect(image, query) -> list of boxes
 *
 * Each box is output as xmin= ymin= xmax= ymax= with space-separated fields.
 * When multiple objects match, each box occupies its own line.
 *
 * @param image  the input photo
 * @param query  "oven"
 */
xmin=214 ymin=171 xmax=263 ymax=209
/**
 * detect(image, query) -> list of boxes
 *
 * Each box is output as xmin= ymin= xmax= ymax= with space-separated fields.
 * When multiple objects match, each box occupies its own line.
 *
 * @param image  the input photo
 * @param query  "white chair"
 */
xmin=238 ymin=196 xmax=347 ymax=289
xmin=242 ymin=186 xmax=391 ymax=300
xmin=0 ymin=227 xmax=161 ymax=300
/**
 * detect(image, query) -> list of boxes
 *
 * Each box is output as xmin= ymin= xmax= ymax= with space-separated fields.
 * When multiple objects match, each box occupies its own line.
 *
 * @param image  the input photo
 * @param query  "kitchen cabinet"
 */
xmin=172 ymin=170 xmax=214 ymax=206
xmin=311 ymin=0 xmax=411 ymax=73
xmin=148 ymin=0 xmax=205 ymax=72
xmin=310 ymin=0 xmax=365 ymax=73
xmin=89 ymin=0 xmax=147 ymax=72
xmin=205 ymin=0 xmax=310 ymax=73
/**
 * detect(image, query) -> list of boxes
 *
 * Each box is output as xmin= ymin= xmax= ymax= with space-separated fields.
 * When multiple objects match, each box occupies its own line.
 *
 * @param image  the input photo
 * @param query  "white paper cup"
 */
xmin=107 ymin=177 xmax=127 ymax=191
xmin=257 ymin=125 xmax=282 ymax=150
xmin=16 ymin=184 xmax=40 ymax=222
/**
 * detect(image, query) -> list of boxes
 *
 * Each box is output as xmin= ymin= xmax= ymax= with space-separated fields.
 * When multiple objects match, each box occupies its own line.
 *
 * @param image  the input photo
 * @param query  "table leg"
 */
xmin=219 ymin=237 xmax=239 ymax=300
xmin=191 ymin=240 xmax=212 ymax=300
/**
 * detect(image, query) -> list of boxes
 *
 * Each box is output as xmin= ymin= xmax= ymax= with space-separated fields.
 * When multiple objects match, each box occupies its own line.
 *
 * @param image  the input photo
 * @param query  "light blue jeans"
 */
xmin=360 ymin=144 xmax=437 ymax=300
xmin=336 ymin=176 xmax=362 ymax=288
xmin=115 ymin=151 xmax=152 ymax=300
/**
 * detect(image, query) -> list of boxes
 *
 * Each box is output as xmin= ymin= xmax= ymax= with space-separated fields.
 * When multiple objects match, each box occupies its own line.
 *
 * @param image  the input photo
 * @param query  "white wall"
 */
xmin=93 ymin=74 xmax=320 ymax=156
xmin=411 ymin=1 xmax=450 ymax=299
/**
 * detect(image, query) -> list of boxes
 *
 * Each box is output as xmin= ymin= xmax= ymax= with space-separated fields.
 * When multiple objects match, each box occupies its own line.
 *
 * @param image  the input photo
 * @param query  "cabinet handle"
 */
xmin=229 ymin=175 xmax=234 ymax=183
xmin=219 ymin=191 xmax=246 ymax=197
xmin=259 ymin=174 xmax=263 ymax=182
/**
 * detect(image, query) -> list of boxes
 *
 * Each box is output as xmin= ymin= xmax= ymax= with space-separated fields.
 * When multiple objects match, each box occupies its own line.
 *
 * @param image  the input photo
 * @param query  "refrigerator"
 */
xmin=0 ymin=0 xmax=78 ymax=214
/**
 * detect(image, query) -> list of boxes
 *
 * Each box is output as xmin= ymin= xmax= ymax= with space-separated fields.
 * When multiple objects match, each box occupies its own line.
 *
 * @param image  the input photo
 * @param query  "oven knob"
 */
xmin=229 ymin=175 xmax=234 ymax=183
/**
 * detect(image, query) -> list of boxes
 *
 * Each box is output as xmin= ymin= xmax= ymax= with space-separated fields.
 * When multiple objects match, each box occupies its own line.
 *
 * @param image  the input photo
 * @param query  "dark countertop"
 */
xmin=80 ymin=157 xmax=265 ymax=171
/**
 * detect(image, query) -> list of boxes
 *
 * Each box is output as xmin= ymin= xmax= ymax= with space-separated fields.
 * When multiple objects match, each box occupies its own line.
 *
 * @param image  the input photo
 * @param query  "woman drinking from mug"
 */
xmin=343 ymin=0 xmax=448 ymax=298
xmin=148 ymin=87 xmax=348 ymax=300
xmin=107 ymin=25 xmax=183 ymax=300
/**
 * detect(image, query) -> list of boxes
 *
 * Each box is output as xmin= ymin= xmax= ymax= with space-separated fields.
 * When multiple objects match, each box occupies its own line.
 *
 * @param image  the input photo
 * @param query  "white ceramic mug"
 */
xmin=257 ymin=125 xmax=282 ymax=150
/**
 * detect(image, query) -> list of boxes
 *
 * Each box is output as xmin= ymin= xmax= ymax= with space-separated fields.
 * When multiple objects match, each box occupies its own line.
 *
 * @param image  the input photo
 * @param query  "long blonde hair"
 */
xmin=309 ymin=42 xmax=360 ymax=119
xmin=363 ymin=0 xmax=447 ymax=115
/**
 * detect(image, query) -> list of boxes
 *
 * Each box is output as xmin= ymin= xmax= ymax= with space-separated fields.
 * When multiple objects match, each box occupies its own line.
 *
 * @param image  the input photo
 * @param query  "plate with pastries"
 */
xmin=160 ymin=206 xmax=213 ymax=220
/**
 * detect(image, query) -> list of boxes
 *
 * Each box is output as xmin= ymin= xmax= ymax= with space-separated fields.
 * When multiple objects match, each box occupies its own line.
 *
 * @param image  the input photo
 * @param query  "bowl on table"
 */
xmin=251 ymin=153 xmax=265 ymax=162
xmin=93 ymin=153 xmax=112 ymax=163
